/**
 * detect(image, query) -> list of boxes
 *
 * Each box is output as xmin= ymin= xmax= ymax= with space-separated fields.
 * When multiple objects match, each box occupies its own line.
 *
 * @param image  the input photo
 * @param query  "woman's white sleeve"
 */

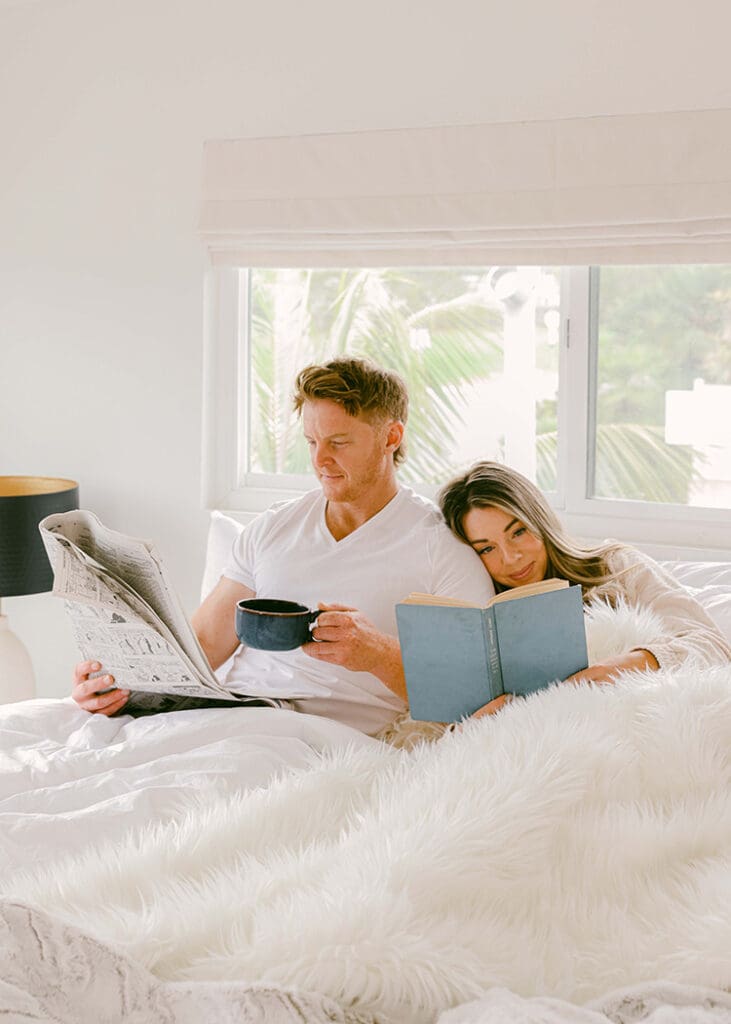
xmin=612 ymin=547 xmax=731 ymax=669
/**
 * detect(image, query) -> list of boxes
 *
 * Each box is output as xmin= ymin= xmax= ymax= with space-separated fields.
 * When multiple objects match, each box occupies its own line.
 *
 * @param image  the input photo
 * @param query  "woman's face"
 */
xmin=461 ymin=505 xmax=549 ymax=588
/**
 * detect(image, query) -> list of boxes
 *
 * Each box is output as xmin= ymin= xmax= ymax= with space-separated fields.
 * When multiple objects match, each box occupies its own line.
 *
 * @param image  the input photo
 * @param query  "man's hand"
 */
xmin=302 ymin=604 xmax=384 ymax=674
xmin=301 ymin=603 xmax=407 ymax=700
xmin=71 ymin=660 xmax=130 ymax=715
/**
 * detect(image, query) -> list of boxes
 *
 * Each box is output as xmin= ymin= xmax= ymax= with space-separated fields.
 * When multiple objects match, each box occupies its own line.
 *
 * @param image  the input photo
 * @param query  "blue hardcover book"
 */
xmin=395 ymin=580 xmax=588 ymax=722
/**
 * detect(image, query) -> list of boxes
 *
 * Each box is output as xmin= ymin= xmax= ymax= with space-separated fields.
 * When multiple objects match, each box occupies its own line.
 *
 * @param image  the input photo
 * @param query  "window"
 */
xmin=203 ymin=265 xmax=731 ymax=555
xmin=246 ymin=267 xmax=560 ymax=489
xmin=590 ymin=265 xmax=731 ymax=509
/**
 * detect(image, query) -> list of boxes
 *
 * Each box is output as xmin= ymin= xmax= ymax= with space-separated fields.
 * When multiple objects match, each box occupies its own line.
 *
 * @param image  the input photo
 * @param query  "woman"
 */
xmin=438 ymin=461 xmax=731 ymax=718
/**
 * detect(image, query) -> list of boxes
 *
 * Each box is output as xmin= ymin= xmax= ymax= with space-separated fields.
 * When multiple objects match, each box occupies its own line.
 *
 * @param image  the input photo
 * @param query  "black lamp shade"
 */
xmin=0 ymin=477 xmax=79 ymax=598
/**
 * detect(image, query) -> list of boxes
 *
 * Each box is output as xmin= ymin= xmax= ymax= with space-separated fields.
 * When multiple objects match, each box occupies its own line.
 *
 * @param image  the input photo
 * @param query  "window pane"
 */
xmin=245 ymin=267 xmax=560 ymax=489
xmin=592 ymin=266 xmax=731 ymax=507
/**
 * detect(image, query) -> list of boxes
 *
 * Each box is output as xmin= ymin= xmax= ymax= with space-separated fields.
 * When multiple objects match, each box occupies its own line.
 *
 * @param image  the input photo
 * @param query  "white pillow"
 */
xmin=200 ymin=510 xmax=246 ymax=603
xmin=660 ymin=559 xmax=731 ymax=643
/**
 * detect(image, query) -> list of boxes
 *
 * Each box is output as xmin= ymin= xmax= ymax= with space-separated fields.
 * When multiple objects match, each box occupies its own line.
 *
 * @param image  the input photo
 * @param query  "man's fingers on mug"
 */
xmin=311 ymin=621 xmax=346 ymax=642
xmin=314 ymin=608 xmax=355 ymax=631
xmin=303 ymin=641 xmax=337 ymax=661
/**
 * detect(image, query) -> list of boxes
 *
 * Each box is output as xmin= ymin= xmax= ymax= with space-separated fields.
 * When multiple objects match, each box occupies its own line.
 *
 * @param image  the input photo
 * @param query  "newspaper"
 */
xmin=39 ymin=510 xmax=285 ymax=714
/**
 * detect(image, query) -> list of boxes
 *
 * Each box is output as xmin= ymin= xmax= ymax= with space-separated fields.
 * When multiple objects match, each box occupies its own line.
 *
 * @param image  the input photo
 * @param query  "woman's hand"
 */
xmin=443 ymin=694 xmax=514 ymax=733
xmin=470 ymin=693 xmax=514 ymax=718
xmin=564 ymin=648 xmax=659 ymax=686
xmin=71 ymin=660 xmax=130 ymax=715
xmin=464 ymin=647 xmax=660 ymax=722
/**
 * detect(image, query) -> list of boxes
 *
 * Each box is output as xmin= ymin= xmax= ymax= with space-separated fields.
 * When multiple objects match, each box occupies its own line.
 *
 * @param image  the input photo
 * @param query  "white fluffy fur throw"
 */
xmin=9 ymin=603 xmax=731 ymax=1023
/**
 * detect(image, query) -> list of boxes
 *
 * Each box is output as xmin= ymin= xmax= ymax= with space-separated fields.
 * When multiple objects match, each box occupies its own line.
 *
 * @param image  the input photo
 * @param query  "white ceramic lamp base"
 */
xmin=0 ymin=614 xmax=36 ymax=704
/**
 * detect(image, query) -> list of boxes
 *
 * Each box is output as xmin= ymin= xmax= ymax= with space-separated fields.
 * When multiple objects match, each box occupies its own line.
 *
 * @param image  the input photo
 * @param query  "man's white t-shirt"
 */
xmin=221 ymin=486 xmax=495 ymax=734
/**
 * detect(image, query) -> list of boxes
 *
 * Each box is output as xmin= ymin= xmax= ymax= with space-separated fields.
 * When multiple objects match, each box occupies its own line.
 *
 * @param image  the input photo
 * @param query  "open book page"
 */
xmin=401 ymin=578 xmax=568 ymax=609
xmin=41 ymin=510 xmax=213 ymax=682
xmin=400 ymin=593 xmax=477 ymax=608
xmin=40 ymin=521 xmax=232 ymax=698
xmin=488 ymin=578 xmax=569 ymax=604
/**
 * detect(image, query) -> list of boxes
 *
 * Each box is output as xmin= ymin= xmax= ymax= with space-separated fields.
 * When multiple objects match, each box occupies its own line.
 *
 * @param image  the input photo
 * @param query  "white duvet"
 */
xmin=0 ymin=698 xmax=376 ymax=879
xmin=2 ymin=602 xmax=731 ymax=1024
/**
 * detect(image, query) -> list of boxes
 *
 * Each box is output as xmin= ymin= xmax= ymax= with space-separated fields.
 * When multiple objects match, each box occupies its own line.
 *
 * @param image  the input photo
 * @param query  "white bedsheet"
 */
xmin=0 ymin=698 xmax=376 ymax=879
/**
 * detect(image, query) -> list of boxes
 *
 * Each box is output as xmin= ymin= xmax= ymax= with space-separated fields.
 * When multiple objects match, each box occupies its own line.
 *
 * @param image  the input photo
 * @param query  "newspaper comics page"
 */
xmin=38 ymin=512 xmax=245 ymax=700
xmin=67 ymin=593 xmax=280 ymax=708
xmin=39 ymin=511 xmax=290 ymax=710
xmin=40 ymin=510 xmax=213 ymax=682
xmin=67 ymin=599 xmax=216 ymax=698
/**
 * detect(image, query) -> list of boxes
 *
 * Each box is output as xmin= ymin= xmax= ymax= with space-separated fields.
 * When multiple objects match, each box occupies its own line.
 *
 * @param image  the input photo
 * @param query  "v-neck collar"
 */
xmin=320 ymin=488 xmax=404 ymax=546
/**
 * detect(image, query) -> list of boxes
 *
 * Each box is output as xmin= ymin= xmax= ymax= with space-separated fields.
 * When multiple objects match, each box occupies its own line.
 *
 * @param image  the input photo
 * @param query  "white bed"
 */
xmin=1 ymin=515 xmax=731 ymax=1024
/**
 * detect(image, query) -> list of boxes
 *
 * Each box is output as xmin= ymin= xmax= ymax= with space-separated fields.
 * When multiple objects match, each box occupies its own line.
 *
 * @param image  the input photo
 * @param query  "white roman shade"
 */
xmin=200 ymin=109 xmax=731 ymax=266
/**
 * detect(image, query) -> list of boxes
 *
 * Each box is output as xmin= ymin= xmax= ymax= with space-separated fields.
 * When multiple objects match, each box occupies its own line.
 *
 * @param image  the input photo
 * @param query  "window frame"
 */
xmin=202 ymin=266 xmax=731 ymax=559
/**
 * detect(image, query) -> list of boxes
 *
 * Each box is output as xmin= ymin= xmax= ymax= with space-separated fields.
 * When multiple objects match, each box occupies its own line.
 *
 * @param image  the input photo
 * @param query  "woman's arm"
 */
xmin=563 ymin=647 xmax=659 ymax=685
xmin=601 ymin=546 xmax=731 ymax=670
xmin=461 ymin=548 xmax=731 ymax=719
xmin=462 ymin=648 xmax=659 ymax=720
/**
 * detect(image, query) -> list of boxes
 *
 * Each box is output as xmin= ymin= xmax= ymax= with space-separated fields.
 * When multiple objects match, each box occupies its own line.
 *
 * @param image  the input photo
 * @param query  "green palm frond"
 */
xmin=250 ymin=267 xmax=505 ymax=482
xmin=537 ymin=424 xmax=697 ymax=503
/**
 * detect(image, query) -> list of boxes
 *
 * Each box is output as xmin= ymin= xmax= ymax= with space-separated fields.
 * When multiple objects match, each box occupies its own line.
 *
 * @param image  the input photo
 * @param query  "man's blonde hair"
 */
xmin=293 ymin=357 xmax=409 ymax=465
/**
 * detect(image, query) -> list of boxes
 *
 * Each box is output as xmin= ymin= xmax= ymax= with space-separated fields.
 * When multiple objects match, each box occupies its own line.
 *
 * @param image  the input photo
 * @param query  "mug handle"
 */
xmin=307 ymin=608 xmax=322 ymax=640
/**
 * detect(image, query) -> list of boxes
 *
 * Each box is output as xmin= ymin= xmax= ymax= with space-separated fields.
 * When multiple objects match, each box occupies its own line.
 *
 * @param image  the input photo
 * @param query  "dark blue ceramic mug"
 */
xmin=235 ymin=598 xmax=321 ymax=651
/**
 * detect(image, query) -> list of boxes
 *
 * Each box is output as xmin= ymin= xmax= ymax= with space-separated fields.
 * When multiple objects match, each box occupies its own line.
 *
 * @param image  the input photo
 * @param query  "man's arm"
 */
xmin=302 ymin=603 xmax=407 ymax=702
xmin=300 ymin=527 xmax=493 ymax=706
xmin=190 ymin=576 xmax=254 ymax=670
xmin=72 ymin=576 xmax=253 ymax=715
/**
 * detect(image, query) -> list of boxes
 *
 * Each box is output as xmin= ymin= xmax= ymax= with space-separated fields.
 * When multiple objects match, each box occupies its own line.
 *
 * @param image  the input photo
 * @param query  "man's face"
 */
xmin=301 ymin=399 xmax=397 ymax=504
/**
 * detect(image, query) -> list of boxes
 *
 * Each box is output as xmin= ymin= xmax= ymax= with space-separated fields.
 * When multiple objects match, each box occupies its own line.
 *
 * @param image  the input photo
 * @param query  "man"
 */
xmin=72 ymin=358 xmax=494 ymax=734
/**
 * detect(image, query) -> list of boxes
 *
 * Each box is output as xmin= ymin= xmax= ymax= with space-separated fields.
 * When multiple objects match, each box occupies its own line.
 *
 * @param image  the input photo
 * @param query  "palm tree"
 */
xmin=536 ymin=424 xmax=697 ymax=503
xmin=250 ymin=268 xmax=503 ymax=482
xmin=249 ymin=266 xmax=702 ymax=503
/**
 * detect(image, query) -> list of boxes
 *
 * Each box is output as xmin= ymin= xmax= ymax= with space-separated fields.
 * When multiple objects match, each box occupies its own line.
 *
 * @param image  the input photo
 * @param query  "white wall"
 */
xmin=2 ymin=0 xmax=731 ymax=696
